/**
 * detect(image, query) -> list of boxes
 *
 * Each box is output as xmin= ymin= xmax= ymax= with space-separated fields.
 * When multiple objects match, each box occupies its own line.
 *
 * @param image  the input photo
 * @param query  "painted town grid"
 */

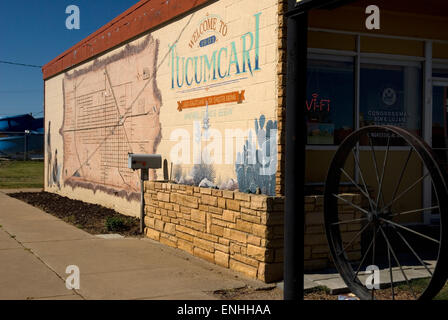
xmin=44 ymin=0 xmax=279 ymax=216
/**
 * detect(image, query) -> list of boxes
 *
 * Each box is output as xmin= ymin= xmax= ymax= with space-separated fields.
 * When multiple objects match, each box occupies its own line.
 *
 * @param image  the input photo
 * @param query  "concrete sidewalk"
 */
xmin=0 ymin=191 xmax=274 ymax=300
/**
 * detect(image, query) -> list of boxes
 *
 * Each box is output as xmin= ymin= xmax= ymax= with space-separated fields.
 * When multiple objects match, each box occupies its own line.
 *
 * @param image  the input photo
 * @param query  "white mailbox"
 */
xmin=128 ymin=153 xmax=162 ymax=170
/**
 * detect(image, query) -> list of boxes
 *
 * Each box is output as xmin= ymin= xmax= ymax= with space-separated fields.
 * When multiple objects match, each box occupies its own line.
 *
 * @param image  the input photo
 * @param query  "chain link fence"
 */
xmin=0 ymin=131 xmax=44 ymax=160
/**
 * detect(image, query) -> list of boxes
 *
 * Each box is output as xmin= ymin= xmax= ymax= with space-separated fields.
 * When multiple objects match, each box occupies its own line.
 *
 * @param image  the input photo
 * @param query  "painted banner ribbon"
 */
xmin=177 ymin=90 xmax=245 ymax=111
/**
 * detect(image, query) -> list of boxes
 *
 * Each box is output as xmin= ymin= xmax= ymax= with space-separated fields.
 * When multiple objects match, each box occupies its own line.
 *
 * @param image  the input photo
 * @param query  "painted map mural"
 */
xmin=60 ymin=35 xmax=161 ymax=200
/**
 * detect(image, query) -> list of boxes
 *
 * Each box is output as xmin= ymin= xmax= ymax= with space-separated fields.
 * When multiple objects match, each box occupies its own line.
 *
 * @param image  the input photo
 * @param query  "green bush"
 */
xmin=105 ymin=216 xmax=129 ymax=232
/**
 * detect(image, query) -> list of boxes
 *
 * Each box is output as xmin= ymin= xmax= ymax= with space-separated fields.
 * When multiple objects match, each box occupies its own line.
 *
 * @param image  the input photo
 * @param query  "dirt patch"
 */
xmin=214 ymin=285 xmax=283 ymax=300
xmin=9 ymin=191 xmax=141 ymax=237
xmin=303 ymin=286 xmax=424 ymax=300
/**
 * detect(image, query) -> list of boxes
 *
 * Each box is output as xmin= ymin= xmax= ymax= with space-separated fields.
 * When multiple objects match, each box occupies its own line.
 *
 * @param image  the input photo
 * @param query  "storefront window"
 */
xmin=360 ymin=63 xmax=422 ymax=144
xmin=305 ymin=59 xmax=354 ymax=145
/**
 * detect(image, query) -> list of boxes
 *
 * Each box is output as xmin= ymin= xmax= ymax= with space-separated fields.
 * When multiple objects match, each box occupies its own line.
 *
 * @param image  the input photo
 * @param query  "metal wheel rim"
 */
xmin=324 ymin=125 xmax=448 ymax=300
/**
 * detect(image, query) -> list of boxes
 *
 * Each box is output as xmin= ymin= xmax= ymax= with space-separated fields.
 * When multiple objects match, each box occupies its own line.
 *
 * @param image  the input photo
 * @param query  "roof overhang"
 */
xmin=286 ymin=0 xmax=358 ymax=17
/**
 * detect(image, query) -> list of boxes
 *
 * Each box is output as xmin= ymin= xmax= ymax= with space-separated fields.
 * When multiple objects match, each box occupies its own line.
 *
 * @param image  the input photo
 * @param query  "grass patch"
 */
xmin=304 ymin=285 xmax=331 ymax=294
xmin=105 ymin=215 xmax=135 ymax=232
xmin=0 ymin=160 xmax=43 ymax=188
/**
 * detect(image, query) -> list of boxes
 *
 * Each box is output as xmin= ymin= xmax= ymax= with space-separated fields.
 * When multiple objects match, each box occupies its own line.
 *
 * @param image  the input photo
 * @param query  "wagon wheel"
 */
xmin=324 ymin=125 xmax=448 ymax=300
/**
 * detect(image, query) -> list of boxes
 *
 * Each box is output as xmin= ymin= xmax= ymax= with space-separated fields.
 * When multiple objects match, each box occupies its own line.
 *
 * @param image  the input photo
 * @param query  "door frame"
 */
xmin=423 ymin=78 xmax=448 ymax=224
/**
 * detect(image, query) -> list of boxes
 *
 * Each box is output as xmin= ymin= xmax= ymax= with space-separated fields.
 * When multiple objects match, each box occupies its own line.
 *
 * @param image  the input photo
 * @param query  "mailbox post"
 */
xmin=128 ymin=153 xmax=162 ymax=233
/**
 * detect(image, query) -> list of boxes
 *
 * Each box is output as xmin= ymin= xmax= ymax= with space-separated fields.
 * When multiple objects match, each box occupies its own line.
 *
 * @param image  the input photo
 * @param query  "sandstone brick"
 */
xmin=312 ymin=245 xmax=330 ymax=254
xmin=223 ymin=228 xmax=247 ymax=244
xmin=163 ymin=223 xmax=176 ymax=235
xmin=222 ymin=190 xmax=234 ymax=199
xmin=257 ymin=262 xmax=283 ymax=283
xmin=180 ymin=206 xmax=191 ymax=214
xmin=194 ymin=247 xmax=215 ymax=263
xmin=195 ymin=231 xmax=218 ymax=243
xmin=177 ymin=194 xmax=199 ymax=208
xmin=176 ymin=225 xmax=195 ymax=236
xmin=214 ymin=242 xmax=229 ymax=254
xmin=157 ymin=192 xmax=170 ymax=202
xmin=304 ymin=234 xmax=327 ymax=245
xmin=230 ymin=243 xmax=242 ymax=254
xmin=311 ymin=252 xmax=329 ymax=259
xmin=201 ymin=194 xmax=218 ymax=206
xmin=185 ymin=186 xmax=194 ymax=195
xmin=306 ymin=225 xmax=324 ymax=234
xmin=304 ymin=259 xmax=327 ymax=272
xmin=217 ymin=197 xmax=226 ymax=209
xmin=229 ymin=259 xmax=258 ymax=279
xmin=232 ymin=253 xmax=259 ymax=268
xmin=241 ymin=213 xmax=261 ymax=223
xmin=219 ymin=238 xmax=230 ymax=246
xmin=246 ymin=244 xmax=265 ymax=259
xmin=208 ymin=206 xmax=223 ymax=214
xmin=305 ymin=212 xmax=324 ymax=225
xmin=240 ymin=207 xmax=257 ymax=216
xmin=211 ymin=218 xmax=234 ymax=228
xmin=177 ymin=239 xmax=194 ymax=255
xmin=274 ymin=248 xmax=283 ymax=263
xmin=191 ymin=209 xmax=206 ymax=224
xmin=252 ymin=224 xmax=268 ymax=237
xmin=222 ymin=210 xmax=236 ymax=222
xmin=185 ymin=220 xmax=206 ymax=232
xmin=146 ymin=228 xmax=160 ymax=241
xmin=160 ymin=235 xmax=177 ymax=248
xmin=247 ymin=234 xmax=261 ymax=246
xmin=226 ymin=199 xmax=240 ymax=211
xmin=154 ymin=219 xmax=165 ymax=232
xmin=250 ymin=196 xmax=267 ymax=210
xmin=176 ymin=230 xmax=194 ymax=242
xmin=215 ymin=251 xmax=229 ymax=268
xmin=304 ymin=246 xmax=311 ymax=259
xmin=235 ymin=219 xmax=253 ymax=233
xmin=240 ymin=201 xmax=251 ymax=209
xmin=211 ymin=189 xmax=223 ymax=197
xmin=200 ymin=187 xmax=212 ymax=195
xmin=235 ymin=192 xmax=251 ymax=202
xmin=193 ymin=237 xmax=215 ymax=252
xmin=144 ymin=216 xmax=154 ymax=228
xmin=210 ymin=224 xmax=224 ymax=237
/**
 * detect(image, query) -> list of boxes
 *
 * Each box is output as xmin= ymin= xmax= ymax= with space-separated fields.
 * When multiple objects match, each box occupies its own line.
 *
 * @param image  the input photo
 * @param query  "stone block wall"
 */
xmin=144 ymin=181 xmax=285 ymax=283
xmin=304 ymin=194 xmax=363 ymax=271
xmin=144 ymin=181 xmax=363 ymax=281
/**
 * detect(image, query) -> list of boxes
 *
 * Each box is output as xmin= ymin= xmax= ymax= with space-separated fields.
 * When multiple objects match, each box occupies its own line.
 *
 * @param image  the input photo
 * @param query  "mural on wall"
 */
xmin=46 ymin=3 xmax=279 ymax=209
xmin=59 ymin=35 xmax=162 ymax=200
xmin=235 ymin=115 xmax=277 ymax=196
xmin=46 ymin=121 xmax=61 ymax=189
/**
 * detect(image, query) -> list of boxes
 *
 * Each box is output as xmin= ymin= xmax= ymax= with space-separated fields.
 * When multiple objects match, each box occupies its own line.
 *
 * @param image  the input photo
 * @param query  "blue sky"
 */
xmin=0 ymin=0 xmax=139 ymax=118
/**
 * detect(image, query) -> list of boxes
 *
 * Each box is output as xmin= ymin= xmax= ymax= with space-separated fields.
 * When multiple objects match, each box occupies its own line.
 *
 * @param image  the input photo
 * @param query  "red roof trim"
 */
xmin=42 ymin=0 xmax=211 ymax=80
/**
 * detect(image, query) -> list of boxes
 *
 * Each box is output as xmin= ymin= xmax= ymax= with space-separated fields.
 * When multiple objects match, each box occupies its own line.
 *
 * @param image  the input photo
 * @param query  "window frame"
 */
xmin=306 ymin=35 xmax=426 ymax=151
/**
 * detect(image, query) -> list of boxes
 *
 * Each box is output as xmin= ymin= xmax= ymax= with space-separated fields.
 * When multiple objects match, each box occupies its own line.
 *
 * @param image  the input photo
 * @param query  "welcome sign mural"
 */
xmin=45 ymin=0 xmax=279 ymax=214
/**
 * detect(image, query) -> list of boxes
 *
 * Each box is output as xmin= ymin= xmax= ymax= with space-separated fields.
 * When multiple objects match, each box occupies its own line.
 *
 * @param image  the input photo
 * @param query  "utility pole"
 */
xmin=284 ymin=0 xmax=308 ymax=301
